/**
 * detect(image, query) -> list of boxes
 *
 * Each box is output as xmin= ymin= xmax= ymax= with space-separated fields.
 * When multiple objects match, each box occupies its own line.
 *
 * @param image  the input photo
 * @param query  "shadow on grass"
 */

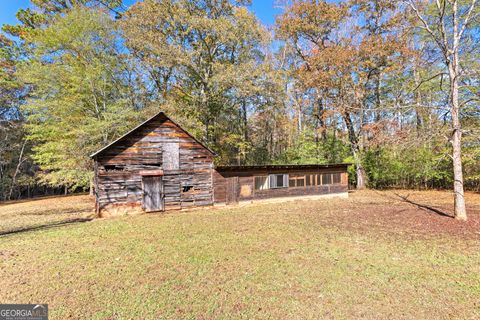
xmin=20 ymin=209 xmax=93 ymax=217
xmin=392 ymin=192 xmax=454 ymax=218
xmin=0 ymin=217 xmax=94 ymax=237
xmin=370 ymin=190 xmax=454 ymax=218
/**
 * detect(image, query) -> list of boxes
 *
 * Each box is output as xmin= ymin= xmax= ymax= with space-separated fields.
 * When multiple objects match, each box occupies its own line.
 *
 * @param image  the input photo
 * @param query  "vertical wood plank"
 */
xmin=143 ymin=176 xmax=164 ymax=212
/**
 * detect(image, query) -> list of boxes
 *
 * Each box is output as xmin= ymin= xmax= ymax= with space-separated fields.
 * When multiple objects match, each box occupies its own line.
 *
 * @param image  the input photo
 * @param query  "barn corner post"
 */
xmin=210 ymin=162 xmax=215 ymax=204
xmin=93 ymin=158 xmax=100 ymax=216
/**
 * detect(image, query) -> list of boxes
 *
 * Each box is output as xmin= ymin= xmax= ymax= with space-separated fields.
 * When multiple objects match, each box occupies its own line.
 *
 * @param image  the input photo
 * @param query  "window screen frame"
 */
xmin=269 ymin=173 xmax=289 ymax=189
xmin=254 ymin=176 xmax=270 ymax=190
xmin=288 ymin=174 xmax=306 ymax=188
xmin=321 ymin=173 xmax=331 ymax=185
xmin=332 ymin=172 xmax=341 ymax=184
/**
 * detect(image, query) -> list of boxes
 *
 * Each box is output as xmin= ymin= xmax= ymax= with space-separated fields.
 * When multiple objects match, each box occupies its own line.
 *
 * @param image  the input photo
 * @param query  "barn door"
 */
xmin=226 ymin=176 xmax=239 ymax=204
xmin=142 ymin=176 xmax=164 ymax=212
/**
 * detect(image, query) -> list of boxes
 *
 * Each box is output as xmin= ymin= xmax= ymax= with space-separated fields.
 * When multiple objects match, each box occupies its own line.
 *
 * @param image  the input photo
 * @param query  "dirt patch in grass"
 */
xmin=283 ymin=190 xmax=480 ymax=240
xmin=344 ymin=190 xmax=480 ymax=238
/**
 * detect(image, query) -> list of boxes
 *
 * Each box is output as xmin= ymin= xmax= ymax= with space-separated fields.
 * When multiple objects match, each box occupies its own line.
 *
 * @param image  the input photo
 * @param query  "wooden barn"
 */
xmin=91 ymin=112 xmax=216 ymax=216
xmin=91 ymin=112 xmax=349 ymax=216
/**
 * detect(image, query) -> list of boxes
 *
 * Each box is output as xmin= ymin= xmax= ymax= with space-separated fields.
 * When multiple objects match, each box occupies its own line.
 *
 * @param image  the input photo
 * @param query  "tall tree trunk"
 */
xmin=449 ymin=0 xmax=467 ymax=220
xmin=407 ymin=0 xmax=475 ymax=220
xmin=374 ymin=72 xmax=382 ymax=122
xmin=8 ymin=140 xmax=26 ymax=200
xmin=413 ymin=65 xmax=423 ymax=134
xmin=316 ymin=93 xmax=327 ymax=141
xmin=343 ymin=111 xmax=366 ymax=189
xmin=242 ymin=100 xmax=248 ymax=141
xmin=200 ymin=81 xmax=210 ymax=142
xmin=448 ymin=59 xmax=467 ymax=220
xmin=353 ymin=147 xmax=366 ymax=189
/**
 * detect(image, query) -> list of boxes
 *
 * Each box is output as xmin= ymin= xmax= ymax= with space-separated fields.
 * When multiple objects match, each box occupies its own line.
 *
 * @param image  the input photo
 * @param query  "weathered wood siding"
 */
xmin=213 ymin=168 xmax=348 ymax=204
xmin=94 ymin=114 xmax=214 ymax=214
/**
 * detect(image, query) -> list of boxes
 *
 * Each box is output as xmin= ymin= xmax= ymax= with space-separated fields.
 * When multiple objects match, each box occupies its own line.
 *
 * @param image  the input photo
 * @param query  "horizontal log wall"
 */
xmin=95 ymin=114 xmax=214 ymax=213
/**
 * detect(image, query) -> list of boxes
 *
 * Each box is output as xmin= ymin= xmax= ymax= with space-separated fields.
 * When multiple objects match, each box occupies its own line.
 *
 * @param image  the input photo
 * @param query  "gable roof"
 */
xmin=90 ymin=111 xmax=216 ymax=158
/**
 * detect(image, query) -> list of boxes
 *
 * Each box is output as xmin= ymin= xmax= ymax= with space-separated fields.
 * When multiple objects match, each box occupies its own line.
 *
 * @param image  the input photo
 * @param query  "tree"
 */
xmin=3 ymin=0 xmax=124 ymax=39
xmin=18 ymin=7 xmax=146 ymax=190
xmin=0 ymin=33 xmax=32 ymax=200
xmin=0 ymin=34 xmax=23 ymax=120
xmin=277 ymin=0 xmax=370 ymax=188
xmin=406 ymin=0 xmax=480 ymax=220
xmin=121 ymin=0 xmax=271 ymax=163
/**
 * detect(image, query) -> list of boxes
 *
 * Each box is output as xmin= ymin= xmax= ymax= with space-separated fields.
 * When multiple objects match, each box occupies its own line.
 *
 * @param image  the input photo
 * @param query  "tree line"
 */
xmin=0 ymin=0 xmax=479 ymax=219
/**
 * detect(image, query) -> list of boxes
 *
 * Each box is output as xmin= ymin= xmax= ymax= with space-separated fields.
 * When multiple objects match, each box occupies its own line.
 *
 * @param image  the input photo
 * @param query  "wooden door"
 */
xmin=142 ymin=176 xmax=164 ymax=212
xmin=226 ymin=176 xmax=239 ymax=204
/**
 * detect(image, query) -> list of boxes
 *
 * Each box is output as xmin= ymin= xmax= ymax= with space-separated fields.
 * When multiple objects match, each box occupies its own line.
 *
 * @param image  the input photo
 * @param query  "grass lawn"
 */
xmin=0 ymin=190 xmax=479 ymax=319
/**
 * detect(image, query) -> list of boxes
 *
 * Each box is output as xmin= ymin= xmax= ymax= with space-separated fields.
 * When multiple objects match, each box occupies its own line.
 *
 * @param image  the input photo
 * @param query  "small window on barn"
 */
xmin=269 ymin=174 xmax=288 ymax=189
xmin=306 ymin=174 xmax=317 ymax=186
xmin=104 ymin=165 xmax=125 ymax=172
xmin=316 ymin=174 xmax=322 ymax=185
xmin=297 ymin=178 xmax=305 ymax=187
xmin=254 ymin=176 xmax=269 ymax=190
xmin=289 ymin=175 xmax=306 ymax=188
xmin=182 ymin=185 xmax=194 ymax=193
xmin=289 ymin=177 xmax=296 ymax=187
xmin=322 ymin=173 xmax=332 ymax=185
xmin=332 ymin=173 xmax=341 ymax=184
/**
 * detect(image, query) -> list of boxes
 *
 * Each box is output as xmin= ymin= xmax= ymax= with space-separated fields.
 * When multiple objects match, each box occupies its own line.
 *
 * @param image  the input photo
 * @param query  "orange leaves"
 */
xmin=298 ymin=44 xmax=359 ymax=90
xmin=358 ymin=35 xmax=404 ymax=72
xmin=276 ymin=1 xmax=363 ymax=94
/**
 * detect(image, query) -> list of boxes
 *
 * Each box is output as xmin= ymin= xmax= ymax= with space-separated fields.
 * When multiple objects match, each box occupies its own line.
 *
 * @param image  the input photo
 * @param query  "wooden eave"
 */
xmin=215 ymin=164 xmax=351 ymax=173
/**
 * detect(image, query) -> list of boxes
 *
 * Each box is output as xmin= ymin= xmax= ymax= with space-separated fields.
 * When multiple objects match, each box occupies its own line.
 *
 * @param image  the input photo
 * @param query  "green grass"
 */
xmin=0 ymin=191 xmax=479 ymax=319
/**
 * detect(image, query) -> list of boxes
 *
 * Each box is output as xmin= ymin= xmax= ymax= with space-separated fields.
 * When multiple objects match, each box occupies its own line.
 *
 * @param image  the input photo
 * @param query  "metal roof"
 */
xmin=90 ymin=111 xmax=216 ymax=158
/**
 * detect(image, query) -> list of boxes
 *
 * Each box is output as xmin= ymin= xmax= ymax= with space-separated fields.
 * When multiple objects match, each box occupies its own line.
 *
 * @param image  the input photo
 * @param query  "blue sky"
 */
xmin=0 ymin=0 xmax=282 ymax=27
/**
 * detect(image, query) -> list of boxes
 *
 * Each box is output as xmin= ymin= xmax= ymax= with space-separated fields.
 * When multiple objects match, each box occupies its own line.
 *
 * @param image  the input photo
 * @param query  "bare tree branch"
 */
xmin=458 ymin=0 xmax=478 ymax=40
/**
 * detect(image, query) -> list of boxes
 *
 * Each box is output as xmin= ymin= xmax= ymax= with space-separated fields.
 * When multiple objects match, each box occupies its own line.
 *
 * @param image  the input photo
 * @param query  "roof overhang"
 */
xmin=215 ymin=163 xmax=352 ymax=172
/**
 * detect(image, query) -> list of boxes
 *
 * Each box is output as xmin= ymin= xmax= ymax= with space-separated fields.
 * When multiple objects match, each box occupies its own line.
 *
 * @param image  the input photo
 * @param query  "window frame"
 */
xmin=269 ymin=173 xmax=289 ymax=189
xmin=332 ymin=172 xmax=341 ymax=184
xmin=254 ymin=175 xmax=270 ymax=190
xmin=322 ymin=173 xmax=332 ymax=185
xmin=288 ymin=174 xmax=306 ymax=188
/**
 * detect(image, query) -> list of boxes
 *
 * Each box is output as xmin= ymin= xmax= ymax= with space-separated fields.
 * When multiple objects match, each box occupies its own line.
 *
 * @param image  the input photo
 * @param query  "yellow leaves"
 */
xmin=121 ymin=0 xmax=268 ymax=92
xmin=276 ymin=0 xmax=347 ymax=41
